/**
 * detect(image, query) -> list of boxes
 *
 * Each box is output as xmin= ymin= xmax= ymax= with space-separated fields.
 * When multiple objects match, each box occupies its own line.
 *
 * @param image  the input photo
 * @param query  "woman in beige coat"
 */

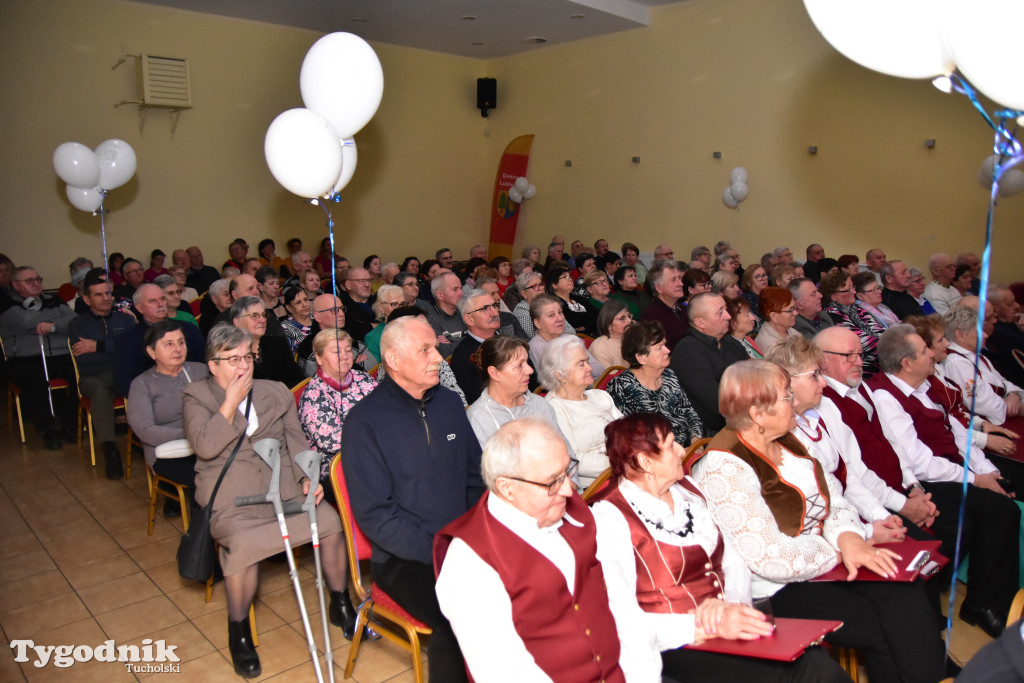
xmin=183 ymin=324 xmax=351 ymax=678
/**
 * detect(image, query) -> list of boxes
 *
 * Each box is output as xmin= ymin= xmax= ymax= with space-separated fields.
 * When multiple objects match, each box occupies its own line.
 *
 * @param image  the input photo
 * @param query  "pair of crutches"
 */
xmin=236 ymin=438 xmax=334 ymax=683
xmin=39 ymin=335 xmax=56 ymax=418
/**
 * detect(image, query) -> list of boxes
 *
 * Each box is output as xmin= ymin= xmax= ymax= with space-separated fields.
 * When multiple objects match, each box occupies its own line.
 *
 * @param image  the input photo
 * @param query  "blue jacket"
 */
xmin=68 ymin=310 xmax=136 ymax=377
xmin=341 ymin=375 xmax=484 ymax=565
xmin=113 ymin=319 xmax=205 ymax=397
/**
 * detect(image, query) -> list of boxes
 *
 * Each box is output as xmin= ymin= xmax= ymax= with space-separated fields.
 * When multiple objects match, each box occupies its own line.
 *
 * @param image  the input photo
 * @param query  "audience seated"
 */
xmin=754 ymin=286 xmax=801 ymax=352
xmin=790 ymin=277 xmax=834 ymax=339
xmin=611 ymin=264 xmax=651 ymax=318
xmin=727 ymin=297 xmax=763 ymax=359
xmin=426 ymin=271 xmax=468 ymax=357
xmin=880 ymin=260 xmax=922 ymax=320
xmin=229 ymin=297 xmax=304 ymax=388
xmin=588 ymin=299 xmax=632 ymax=370
xmin=450 ymin=288 xmax=501 ymax=404
xmin=279 ymin=287 xmax=313 ymax=353
xmin=545 ymin=265 xmax=598 ymax=336
xmin=924 ymin=252 xmax=962 ymax=314
xmin=852 ymin=272 xmax=900 ymax=329
xmin=640 ymin=259 xmax=689 ymax=350
xmin=820 ymin=269 xmax=884 ymax=376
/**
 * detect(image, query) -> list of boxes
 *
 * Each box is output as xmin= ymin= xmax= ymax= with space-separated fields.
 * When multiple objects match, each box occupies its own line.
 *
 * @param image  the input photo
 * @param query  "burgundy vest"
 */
xmin=821 ymin=384 xmax=906 ymax=491
xmin=926 ymin=375 xmax=972 ymax=429
xmin=600 ymin=481 xmax=725 ymax=614
xmin=867 ymin=373 xmax=963 ymax=465
xmin=434 ymin=492 xmax=625 ymax=683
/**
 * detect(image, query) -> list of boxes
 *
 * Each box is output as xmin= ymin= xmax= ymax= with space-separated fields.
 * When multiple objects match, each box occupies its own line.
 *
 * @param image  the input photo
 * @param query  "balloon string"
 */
xmin=942 ymin=73 xmax=1024 ymax=659
xmin=98 ymin=190 xmax=110 ymax=283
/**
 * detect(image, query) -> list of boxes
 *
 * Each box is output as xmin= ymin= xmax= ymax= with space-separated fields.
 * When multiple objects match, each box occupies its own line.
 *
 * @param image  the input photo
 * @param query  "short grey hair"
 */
xmin=786 ymin=277 xmax=811 ymax=298
xmin=928 ymin=253 xmax=950 ymax=271
xmin=481 ymin=417 xmax=562 ymax=490
xmin=879 ymin=260 xmax=898 ymax=285
xmin=380 ymin=316 xmax=430 ymax=370
xmin=206 ymin=323 xmax=253 ymax=361
xmin=877 ymin=324 xmax=921 ymax=375
xmin=516 ymin=270 xmax=541 ymax=291
xmin=943 ymin=305 xmax=978 ymax=340
xmin=458 ymin=288 xmax=490 ymax=316
xmin=772 ymin=246 xmax=791 ymax=259
xmin=153 ymin=274 xmax=176 ymax=289
xmin=209 ymin=278 xmax=230 ymax=299
xmin=431 ymin=271 xmax=455 ymax=295
xmin=646 ymin=259 xmax=678 ymax=293
xmin=230 ymin=296 xmax=262 ymax=320
xmin=690 ymin=245 xmax=711 ymax=261
xmin=393 ymin=271 xmax=418 ymax=288
xmin=372 ymin=284 xmax=402 ymax=321
xmin=538 ymin=335 xmax=586 ymax=390
xmin=715 ymin=252 xmax=733 ymax=268
xmin=909 ymin=267 xmax=924 ymax=280
xmin=133 ymin=283 xmax=161 ymax=307
xmin=714 ymin=241 xmax=731 ymax=256
xmin=711 ymin=270 xmax=738 ymax=295
xmin=512 ymin=258 xmax=533 ymax=277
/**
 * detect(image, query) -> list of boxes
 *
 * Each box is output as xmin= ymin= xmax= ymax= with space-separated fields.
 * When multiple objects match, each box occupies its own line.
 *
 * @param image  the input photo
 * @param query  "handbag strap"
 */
xmin=205 ymin=389 xmax=253 ymax=508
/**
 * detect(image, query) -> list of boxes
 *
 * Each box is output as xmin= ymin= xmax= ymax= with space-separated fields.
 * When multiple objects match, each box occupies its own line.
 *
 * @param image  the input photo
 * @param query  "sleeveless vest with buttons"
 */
xmin=599 ymin=480 xmax=725 ymax=614
xmin=867 ymin=373 xmax=962 ymax=465
xmin=821 ymin=384 xmax=906 ymax=491
xmin=434 ymin=491 xmax=625 ymax=683
xmin=926 ymin=375 xmax=972 ymax=429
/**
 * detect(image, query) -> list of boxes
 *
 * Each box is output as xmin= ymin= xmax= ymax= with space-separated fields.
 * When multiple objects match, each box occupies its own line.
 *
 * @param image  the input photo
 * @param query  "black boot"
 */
xmin=228 ymin=616 xmax=261 ymax=678
xmin=103 ymin=441 xmax=123 ymax=480
xmin=329 ymin=589 xmax=359 ymax=640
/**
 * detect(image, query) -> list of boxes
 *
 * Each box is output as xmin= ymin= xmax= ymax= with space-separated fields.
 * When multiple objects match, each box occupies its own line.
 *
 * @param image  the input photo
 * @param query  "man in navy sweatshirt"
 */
xmin=341 ymin=316 xmax=483 ymax=683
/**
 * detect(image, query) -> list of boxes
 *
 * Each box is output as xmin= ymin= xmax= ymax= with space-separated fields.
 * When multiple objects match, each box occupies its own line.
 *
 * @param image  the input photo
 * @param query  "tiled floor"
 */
xmin=0 ymin=401 xmax=998 ymax=682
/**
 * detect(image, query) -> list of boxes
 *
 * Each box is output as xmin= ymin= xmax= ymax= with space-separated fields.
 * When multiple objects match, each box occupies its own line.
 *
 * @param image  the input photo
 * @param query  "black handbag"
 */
xmin=177 ymin=391 xmax=252 ymax=582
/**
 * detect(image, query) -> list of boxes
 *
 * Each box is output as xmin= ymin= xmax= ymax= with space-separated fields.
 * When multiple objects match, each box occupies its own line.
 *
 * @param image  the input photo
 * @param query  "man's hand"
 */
xmin=35 ymin=322 xmax=55 ymax=336
xmin=901 ymin=487 xmax=938 ymax=527
xmin=71 ymin=338 xmax=97 ymax=356
xmin=974 ymin=471 xmax=1011 ymax=497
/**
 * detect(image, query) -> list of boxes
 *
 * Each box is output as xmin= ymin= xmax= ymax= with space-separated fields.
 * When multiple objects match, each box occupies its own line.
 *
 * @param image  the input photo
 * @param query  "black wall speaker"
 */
xmin=477 ymin=78 xmax=496 ymax=117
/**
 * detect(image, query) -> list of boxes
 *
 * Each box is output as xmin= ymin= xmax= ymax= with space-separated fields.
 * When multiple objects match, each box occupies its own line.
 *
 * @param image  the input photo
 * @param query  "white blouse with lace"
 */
xmin=692 ymin=447 xmax=869 ymax=599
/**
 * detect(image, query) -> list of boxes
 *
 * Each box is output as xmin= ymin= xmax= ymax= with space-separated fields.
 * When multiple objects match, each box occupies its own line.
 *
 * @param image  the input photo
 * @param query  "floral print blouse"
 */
xmin=298 ymin=368 xmax=378 ymax=480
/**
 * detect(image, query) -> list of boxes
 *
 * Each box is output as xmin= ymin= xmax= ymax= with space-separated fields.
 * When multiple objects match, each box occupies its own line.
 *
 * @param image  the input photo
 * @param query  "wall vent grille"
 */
xmin=138 ymin=55 xmax=191 ymax=109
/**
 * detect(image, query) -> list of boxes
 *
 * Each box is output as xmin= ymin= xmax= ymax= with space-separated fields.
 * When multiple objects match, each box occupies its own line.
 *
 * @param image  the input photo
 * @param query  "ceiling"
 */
xmin=129 ymin=0 xmax=688 ymax=59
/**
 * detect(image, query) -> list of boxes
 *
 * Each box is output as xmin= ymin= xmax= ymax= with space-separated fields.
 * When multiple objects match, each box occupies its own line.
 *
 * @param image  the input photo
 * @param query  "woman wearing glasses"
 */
xmin=754 ymin=287 xmax=802 ymax=353
xmin=820 ymin=271 xmax=884 ymax=375
xmin=513 ymin=271 xmax=572 ymax=339
xmin=361 ymin=284 xmax=404 ymax=367
xmin=852 ymin=272 xmax=900 ymax=329
xmin=589 ymin=300 xmax=632 ymax=370
xmin=154 ymin=274 xmax=198 ymax=327
xmin=690 ymin=360 xmax=944 ymax=683
xmin=183 ymin=324 xmax=349 ymax=678
xmin=229 ymin=298 xmax=304 ymax=388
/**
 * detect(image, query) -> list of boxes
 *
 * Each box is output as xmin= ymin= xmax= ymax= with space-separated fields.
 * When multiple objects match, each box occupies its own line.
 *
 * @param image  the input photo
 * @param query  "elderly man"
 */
xmin=545 ymin=241 xmax=565 ymax=268
xmin=956 ymin=252 xmax=982 ymax=295
xmin=435 ymin=418 xmax=660 ymax=682
xmin=68 ymin=271 xmax=136 ymax=476
xmin=825 ymin=324 xmax=1019 ymax=637
xmin=593 ymin=238 xmax=609 ymax=258
xmin=985 ymin=287 xmax=1024 ymax=386
xmin=879 ymin=260 xmax=922 ymax=320
xmin=436 ymin=247 xmax=455 ymax=272
xmin=198 ymin=277 xmax=232 ymax=336
xmin=296 ymin=293 xmax=367 ymax=376
xmin=427 ymin=271 xmax=469 ymax=356
xmin=671 ymin=292 xmax=747 ymax=433
xmin=924 ymin=253 xmax=961 ymax=314
xmin=771 ymin=245 xmax=793 ymax=270
xmin=641 ymin=259 xmax=689 ymax=351
xmin=803 ymin=243 xmax=826 ymax=283
xmin=113 ymin=258 xmax=145 ymax=301
xmin=450 ymin=289 xmax=502 ymax=404
xmin=0 ymin=266 xmax=78 ymax=450
xmin=223 ymin=237 xmax=248 ymax=271
xmin=789 ymin=277 xmax=834 ymax=338
xmin=338 ymin=267 xmax=376 ymax=343
xmin=862 ymin=248 xmax=887 ymax=285
xmin=113 ymin=284 xmax=205 ymax=397
xmin=210 ymin=273 xmax=284 ymax=337
xmin=652 ymin=244 xmax=675 ymax=265
xmin=185 ymin=246 xmax=220 ymax=295
xmin=229 ymin=296 xmax=304 ymax=388
xmin=342 ymin=316 xmax=484 ymax=682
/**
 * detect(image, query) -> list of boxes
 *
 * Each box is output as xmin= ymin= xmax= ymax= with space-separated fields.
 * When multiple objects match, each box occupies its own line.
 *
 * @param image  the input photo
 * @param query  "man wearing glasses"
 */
xmin=449 ymin=289 xmax=503 ymax=404
xmin=435 ymin=417 xmax=659 ymax=682
xmin=339 ymin=267 xmax=376 ymax=343
xmin=0 ymin=266 xmax=78 ymax=450
xmin=295 ymin=293 xmax=368 ymax=376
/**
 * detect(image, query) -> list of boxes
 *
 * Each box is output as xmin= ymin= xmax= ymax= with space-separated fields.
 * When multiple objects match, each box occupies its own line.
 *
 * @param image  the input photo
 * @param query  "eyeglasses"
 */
xmin=165 ymin=288 xmax=184 ymax=295
xmin=656 ymin=251 xmax=674 ymax=258
xmin=14 ymin=276 xmax=43 ymax=284
xmin=468 ymin=302 xmax=500 ymax=315
xmin=791 ymin=368 xmax=823 ymax=380
xmin=212 ymin=353 xmax=256 ymax=366
xmin=238 ymin=311 xmax=266 ymax=321
xmin=123 ymin=268 xmax=143 ymax=276
xmin=834 ymin=288 xmax=853 ymax=294
xmin=780 ymin=306 xmax=797 ymax=314
xmin=383 ymin=301 xmax=404 ymax=309
xmin=860 ymin=287 xmax=880 ymax=294
xmin=348 ymin=278 xmax=372 ymax=284
xmin=695 ymin=282 xmax=712 ymax=291
xmin=753 ymin=273 xmax=769 ymax=281
xmin=503 ymin=460 xmax=579 ymax=496
xmin=559 ymin=274 xmax=573 ymax=281
xmin=526 ymin=283 xmax=545 ymax=291
xmin=614 ymin=313 xmax=633 ymax=322
xmin=593 ymin=279 xmax=609 ymax=286
xmin=315 ymin=305 xmax=346 ymax=314
xmin=822 ymin=350 xmax=864 ymax=362
xmin=778 ymin=389 xmax=795 ymax=403
xmin=402 ymin=281 xmax=419 ymax=288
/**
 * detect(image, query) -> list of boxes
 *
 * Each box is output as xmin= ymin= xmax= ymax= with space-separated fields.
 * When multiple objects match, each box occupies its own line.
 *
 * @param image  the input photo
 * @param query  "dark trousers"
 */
xmin=662 ymin=643 xmax=850 ymax=683
xmin=371 ymin=556 xmax=467 ymax=683
xmin=78 ymin=371 xmax=115 ymax=443
xmin=7 ymin=355 xmax=76 ymax=432
xmin=922 ymin=481 xmax=1020 ymax=617
xmin=769 ymin=580 xmax=944 ymax=683
xmin=153 ymin=455 xmax=197 ymax=495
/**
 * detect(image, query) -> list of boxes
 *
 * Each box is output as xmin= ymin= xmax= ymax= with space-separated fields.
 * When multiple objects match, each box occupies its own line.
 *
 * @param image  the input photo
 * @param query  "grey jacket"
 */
xmin=793 ymin=311 xmax=835 ymax=340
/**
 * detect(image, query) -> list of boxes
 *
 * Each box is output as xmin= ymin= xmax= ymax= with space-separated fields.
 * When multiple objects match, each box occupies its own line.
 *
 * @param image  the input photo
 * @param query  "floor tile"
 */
xmin=0 ymin=549 xmax=55 ymax=585
xmin=94 ymin=595 xmax=186 ymax=642
xmin=0 ymin=568 xmax=73 ymax=613
xmin=47 ymin=534 xmax=122 ymax=571
xmin=60 ymin=552 xmax=140 ymax=591
xmin=217 ymin=624 xmax=311 ymax=680
xmin=0 ymin=592 xmax=91 ymax=640
xmin=77 ymin=571 xmax=162 ymax=615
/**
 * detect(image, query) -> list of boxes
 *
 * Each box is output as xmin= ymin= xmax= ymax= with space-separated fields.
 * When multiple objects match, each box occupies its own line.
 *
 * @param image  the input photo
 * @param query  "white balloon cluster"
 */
xmin=979 ymin=155 xmax=1024 ymax=198
xmin=264 ymin=33 xmax=383 ymax=199
xmin=53 ymin=139 xmax=137 ymax=213
xmin=507 ymin=176 xmax=537 ymax=204
xmin=803 ymin=0 xmax=1024 ymax=111
xmin=722 ymin=167 xmax=748 ymax=209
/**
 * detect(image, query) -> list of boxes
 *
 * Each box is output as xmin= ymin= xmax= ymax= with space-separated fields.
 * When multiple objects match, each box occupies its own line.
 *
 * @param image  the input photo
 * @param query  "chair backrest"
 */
xmin=189 ymin=295 xmax=203 ymax=316
xmin=291 ymin=377 xmax=311 ymax=406
xmin=581 ymin=467 xmax=613 ymax=502
xmin=368 ymin=362 xmax=381 ymax=379
xmin=577 ymin=333 xmax=594 ymax=349
xmin=683 ymin=437 xmax=712 ymax=475
xmin=329 ymin=454 xmax=374 ymax=600
xmin=1008 ymin=587 xmax=1024 ymax=627
xmin=594 ymin=365 xmax=627 ymax=391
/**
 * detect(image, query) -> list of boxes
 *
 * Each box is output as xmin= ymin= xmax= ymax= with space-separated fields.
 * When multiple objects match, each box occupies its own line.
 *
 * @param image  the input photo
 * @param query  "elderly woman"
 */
xmin=541 ymin=335 xmax=623 ymax=487
xmin=513 ymin=270 xmax=553 ymax=338
xmin=230 ymin=298 xmax=305 ymax=388
xmin=154 ymin=274 xmax=198 ymax=327
xmin=362 ymin=284 xmax=404 ymax=366
xmin=127 ymin=321 xmax=209 ymax=515
xmin=183 ymin=325 xmax=352 ymax=677
xmin=741 ymin=264 xmax=769 ymax=314
xmin=820 ymin=271 xmax=883 ymax=375
xmin=908 ymin=268 xmax=936 ymax=315
xmin=280 ymin=287 xmax=313 ymax=353
xmin=583 ymin=270 xmax=612 ymax=309
xmin=298 ymin=328 xmax=377 ymax=503
xmin=606 ymin=320 xmax=704 ymax=446
xmin=682 ymin=268 xmax=712 ymax=303
xmin=711 ymin=271 xmax=742 ymax=302
xmin=611 ymin=265 xmax=652 ymax=318
xmin=528 ymin=293 xmax=572 ymax=367
xmin=754 ymin=286 xmax=801 ymax=352
xmin=772 ymin=264 xmax=797 ymax=289
xmin=465 ymin=336 xmax=573 ymax=454
xmin=255 ymin=266 xmax=286 ymax=320
xmin=727 ymin=298 xmax=763 ymax=359
xmin=522 ymin=244 xmax=541 ymax=269
xmin=836 ymin=255 xmax=860 ymax=277
xmin=852 ymin=272 xmax=899 ymax=329
xmin=545 ymin=266 xmax=597 ymax=336
xmin=589 ymin=299 xmax=632 ymax=370
xmin=691 ymin=360 xmax=945 ymax=683
xmin=592 ymin=413 xmax=847 ymax=683
xmin=168 ymin=265 xmax=199 ymax=303
xmin=299 ymin=268 xmax=322 ymax=301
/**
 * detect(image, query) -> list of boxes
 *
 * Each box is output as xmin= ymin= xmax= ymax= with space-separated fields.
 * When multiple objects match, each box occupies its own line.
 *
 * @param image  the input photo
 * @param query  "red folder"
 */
xmin=810 ymin=539 xmax=946 ymax=582
xmin=686 ymin=618 xmax=843 ymax=661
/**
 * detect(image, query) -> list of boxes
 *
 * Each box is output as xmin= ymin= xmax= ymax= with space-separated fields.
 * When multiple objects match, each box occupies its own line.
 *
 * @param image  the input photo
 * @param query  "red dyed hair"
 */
xmin=758 ymin=286 xmax=793 ymax=320
xmin=604 ymin=413 xmax=675 ymax=480
xmin=718 ymin=360 xmax=789 ymax=431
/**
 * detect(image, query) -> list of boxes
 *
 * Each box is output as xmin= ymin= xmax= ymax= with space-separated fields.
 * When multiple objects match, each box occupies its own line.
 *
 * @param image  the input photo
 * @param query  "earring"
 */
xmin=757 ymin=424 xmax=765 ymax=435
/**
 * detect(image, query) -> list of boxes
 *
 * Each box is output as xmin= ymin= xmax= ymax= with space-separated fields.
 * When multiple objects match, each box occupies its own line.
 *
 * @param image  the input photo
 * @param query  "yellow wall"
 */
xmin=2 ymin=0 xmax=1020 ymax=285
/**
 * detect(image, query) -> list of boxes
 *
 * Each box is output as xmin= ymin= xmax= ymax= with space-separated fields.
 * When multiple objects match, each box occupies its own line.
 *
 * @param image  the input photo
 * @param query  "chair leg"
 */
xmin=408 ymin=630 xmax=424 ymax=683
xmin=147 ymin=478 xmax=159 ymax=536
xmin=124 ymin=427 xmax=132 ymax=480
xmin=86 ymin=411 xmax=96 ymax=467
xmin=13 ymin=392 xmax=25 ymax=444
xmin=250 ymin=603 xmax=258 ymax=647
xmin=344 ymin=603 xmax=371 ymax=679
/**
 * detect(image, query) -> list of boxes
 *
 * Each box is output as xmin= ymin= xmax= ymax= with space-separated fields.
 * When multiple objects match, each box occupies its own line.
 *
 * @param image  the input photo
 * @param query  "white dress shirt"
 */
xmin=592 ymin=478 xmax=752 ymax=652
xmin=942 ymin=342 xmax=1024 ymax=425
xmin=932 ymin=364 xmax=990 ymax=450
xmin=870 ymin=373 xmax=998 ymax=484
xmin=435 ymin=493 xmax=662 ymax=682
xmin=923 ymin=281 xmax=962 ymax=315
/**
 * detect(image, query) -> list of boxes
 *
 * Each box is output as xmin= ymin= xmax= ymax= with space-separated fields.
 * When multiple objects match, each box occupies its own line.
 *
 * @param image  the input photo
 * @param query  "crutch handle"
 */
xmin=282 ymin=500 xmax=305 ymax=515
xmin=235 ymin=494 xmax=269 ymax=506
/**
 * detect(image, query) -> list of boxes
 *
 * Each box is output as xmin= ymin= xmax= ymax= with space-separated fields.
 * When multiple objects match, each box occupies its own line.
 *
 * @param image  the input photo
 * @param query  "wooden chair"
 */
xmin=682 ymin=437 xmax=712 ymax=473
xmin=189 ymin=293 xmax=204 ymax=316
xmin=291 ymin=377 xmax=311 ymax=406
xmin=1008 ymin=587 xmax=1024 ymax=627
xmin=68 ymin=340 xmax=131 ymax=477
xmin=594 ymin=365 xmax=627 ymax=391
xmin=576 ymin=333 xmax=594 ymax=349
xmin=146 ymin=464 xmax=190 ymax=534
xmin=368 ymin=363 xmax=381 ymax=379
xmin=581 ymin=468 xmax=613 ymax=501
xmin=329 ymin=454 xmax=431 ymax=682
xmin=3 ymin=337 xmax=70 ymax=445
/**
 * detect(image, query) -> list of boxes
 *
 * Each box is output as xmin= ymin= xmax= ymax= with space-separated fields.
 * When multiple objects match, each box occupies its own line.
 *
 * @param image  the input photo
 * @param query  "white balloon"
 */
xmin=514 ymin=177 xmax=530 ymax=193
xmin=723 ymin=188 xmax=739 ymax=209
xmin=53 ymin=142 xmax=100 ymax=188
xmin=729 ymin=167 xmax=748 ymax=184
xmin=729 ymin=181 xmax=749 ymax=202
xmin=300 ymin=32 xmax=384 ymax=139
xmin=523 ymin=184 xmax=537 ymax=200
xmin=803 ymin=0 xmax=954 ymax=79
xmin=508 ymin=187 xmax=523 ymax=203
xmin=94 ymin=139 xmax=137 ymax=190
xmin=979 ymin=154 xmax=999 ymax=189
xmin=944 ymin=0 xmax=1024 ymax=110
xmin=998 ymin=168 xmax=1024 ymax=198
xmin=65 ymin=185 xmax=103 ymax=212
xmin=326 ymin=138 xmax=358 ymax=197
xmin=264 ymin=108 xmax=343 ymax=198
